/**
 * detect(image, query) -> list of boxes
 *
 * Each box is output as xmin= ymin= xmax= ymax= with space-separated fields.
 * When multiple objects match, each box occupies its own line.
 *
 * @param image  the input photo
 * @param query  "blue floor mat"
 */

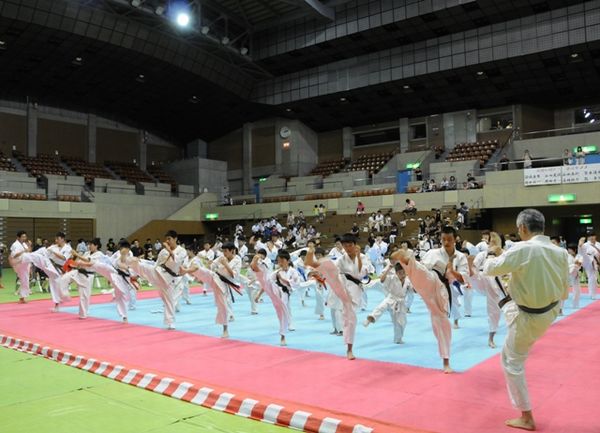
xmin=63 ymin=286 xmax=595 ymax=372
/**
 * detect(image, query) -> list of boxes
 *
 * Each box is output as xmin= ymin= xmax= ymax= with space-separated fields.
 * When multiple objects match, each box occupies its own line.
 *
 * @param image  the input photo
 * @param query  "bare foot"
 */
xmin=347 ymin=350 xmax=356 ymax=360
xmin=395 ymin=339 xmax=404 ymax=344
xmin=488 ymin=340 xmax=497 ymax=349
xmin=319 ymin=315 xmax=325 ymax=320
xmin=122 ymin=317 xmax=128 ymax=323
xmin=18 ymin=298 xmax=26 ymax=304
xmin=221 ymin=330 xmax=229 ymax=338
xmin=280 ymin=336 xmax=287 ymax=346
xmin=453 ymin=320 xmax=459 ymax=329
xmin=363 ymin=316 xmax=375 ymax=327
xmin=443 ymin=365 xmax=454 ymax=374
xmin=229 ymin=315 xmax=235 ymax=322
xmin=505 ymin=417 xmax=536 ymax=431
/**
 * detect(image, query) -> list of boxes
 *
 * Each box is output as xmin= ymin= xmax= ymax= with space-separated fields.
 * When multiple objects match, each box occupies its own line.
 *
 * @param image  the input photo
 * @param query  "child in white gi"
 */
xmin=364 ymin=263 xmax=410 ymax=344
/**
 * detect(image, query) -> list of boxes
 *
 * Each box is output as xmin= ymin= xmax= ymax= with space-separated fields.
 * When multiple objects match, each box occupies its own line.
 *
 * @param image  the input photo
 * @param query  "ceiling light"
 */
xmin=189 ymin=96 xmax=199 ymax=104
xmin=136 ymin=73 xmax=146 ymax=83
xmin=403 ymin=85 xmax=410 ymax=89
xmin=240 ymin=46 xmax=249 ymax=55
xmin=339 ymin=97 xmax=347 ymax=102
xmin=155 ymin=4 xmax=166 ymax=15
xmin=176 ymin=12 xmax=190 ymax=27
xmin=585 ymin=112 xmax=591 ymax=118
xmin=201 ymin=26 xmax=210 ymax=35
xmin=72 ymin=56 xmax=83 ymax=66
xmin=591 ymin=119 xmax=596 ymax=123
xmin=131 ymin=0 xmax=142 ymax=7
xmin=571 ymin=53 xmax=579 ymax=58
xmin=476 ymin=71 xmax=484 ymax=75
xmin=285 ymin=108 xmax=292 ymax=112
xmin=0 ymin=40 xmax=5 ymax=50
xmin=221 ymin=36 xmax=230 ymax=45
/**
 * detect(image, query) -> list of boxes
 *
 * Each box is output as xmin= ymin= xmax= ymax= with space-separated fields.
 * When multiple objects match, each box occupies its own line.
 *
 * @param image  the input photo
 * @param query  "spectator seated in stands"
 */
xmin=356 ymin=201 xmax=365 ymax=216
xmin=439 ymin=177 xmax=449 ymax=191
xmin=402 ymin=198 xmax=417 ymax=216
xmin=448 ymin=175 xmax=457 ymax=190
xmin=414 ymin=167 xmax=423 ymax=181
xmin=466 ymin=173 xmax=479 ymax=189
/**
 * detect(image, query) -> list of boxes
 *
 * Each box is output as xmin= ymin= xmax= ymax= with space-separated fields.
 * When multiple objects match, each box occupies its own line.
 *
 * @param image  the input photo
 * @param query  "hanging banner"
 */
xmin=562 ymin=164 xmax=600 ymax=184
xmin=523 ymin=167 xmax=562 ymax=186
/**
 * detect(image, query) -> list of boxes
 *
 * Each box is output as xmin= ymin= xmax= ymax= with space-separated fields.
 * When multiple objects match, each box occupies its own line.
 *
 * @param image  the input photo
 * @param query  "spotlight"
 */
xmin=571 ymin=53 xmax=579 ymax=58
xmin=189 ymin=96 xmax=199 ymax=104
xmin=285 ymin=108 xmax=292 ymax=112
xmin=339 ymin=97 xmax=347 ymax=102
xmin=585 ymin=112 xmax=591 ymax=118
xmin=131 ymin=0 xmax=142 ymax=7
xmin=201 ymin=26 xmax=210 ymax=35
xmin=155 ymin=4 xmax=166 ymax=15
xmin=221 ymin=36 xmax=230 ymax=45
xmin=240 ymin=46 xmax=249 ymax=55
xmin=72 ymin=56 xmax=83 ymax=66
xmin=176 ymin=12 xmax=190 ymax=27
xmin=136 ymin=73 xmax=146 ymax=83
xmin=403 ymin=85 xmax=410 ymax=89
xmin=0 ymin=40 xmax=5 ymax=50
xmin=476 ymin=71 xmax=484 ymax=75
xmin=591 ymin=119 xmax=596 ymax=123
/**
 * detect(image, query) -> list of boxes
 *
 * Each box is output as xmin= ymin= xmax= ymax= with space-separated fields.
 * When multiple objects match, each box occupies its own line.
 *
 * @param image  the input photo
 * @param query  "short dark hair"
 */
xmin=118 ymin=240 xmax=131 ymax=249
xmin=89 ymin=238 xmax=102 ymax=249
xmin=222 ymin=242 xmax=236 ymax=251
xmin=441 ymin=226 xmax=457 ymax=238
xmin=277 ymin=250 xmax=291 ymax=261
xmin=16 ymin=230 xmax=26 ymax=237
xmin=315 ymin=247 xmax=326 ymax=256
xmin=257 ymin=248 xmax=267 ymax=257
xmin=299 ymin=250 xmax=307 ymax=257
xmin=165 ymin=230 xmax=178 ymax=238
xmin=340 ymin=233 xmax=357 ymax=244
xmin=56 ymin=232 xmax=66 ymax=239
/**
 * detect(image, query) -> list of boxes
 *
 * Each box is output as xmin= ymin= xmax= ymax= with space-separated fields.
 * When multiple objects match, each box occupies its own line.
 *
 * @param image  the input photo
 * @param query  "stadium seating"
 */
xmin=0 ymin=151 xmax=17 ymax=172
xmin=147 ymin=165 xmax=178 ymax=191
xmin=0 ymin=191 xmax=47 ymax=200
xmin=309 ymin=159 xmax=347 ymax=176
xmin=348 ymin=151 xmax=395 ymax=175
xmin=446 ymin=140 xmax=499 ymax=167
xmin=304 ymin=192 xmax=343 ymax=200
xmin=62 ymin=156 xmax=114 ymax=182
xmin=15 ymin=152 xmax=68 ymax=177
xmin=57 ymin=194 xmax=81 ymax=202
xmin=106 ymin=161 xmax=154 ymax=184
xmin=351 ymin=188 xmax=395 ymax=197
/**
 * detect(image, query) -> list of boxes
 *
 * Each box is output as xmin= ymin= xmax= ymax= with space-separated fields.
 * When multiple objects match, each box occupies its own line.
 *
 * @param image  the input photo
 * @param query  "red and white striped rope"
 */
xmin=0 ymin=334 xmax=374 ymax=433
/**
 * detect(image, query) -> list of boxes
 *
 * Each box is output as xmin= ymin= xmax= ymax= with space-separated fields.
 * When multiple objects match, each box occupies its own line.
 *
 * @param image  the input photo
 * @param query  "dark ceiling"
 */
xmin=0 ymin=0 xmax=599 ymax=145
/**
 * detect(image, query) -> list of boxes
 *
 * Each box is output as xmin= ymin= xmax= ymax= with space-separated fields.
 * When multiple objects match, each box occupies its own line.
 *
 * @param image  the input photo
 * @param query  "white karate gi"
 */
xmin=87 ymin=253 xmax=130 ymax=320
xmin=466 ymin=251 xmax=504 ymax=333
xmin=567 ymin=253 xmax=582 ymax=308
xmin=10 ymin=240 xmax=31 ymax=299
xmin=579 ymin=241 xmax=599 ymax=299
xmin=197 ymin=248 xmax=216 ymax=294
xmin=484 ymin=235 xmax=568 ymax=412
xmin=112 ymin=250 xmax=136 ymax=309
xmin=399 ymin=254 xmax=452 ymax=360
xmin=271 ymin=266 xmax=302 ymax=330
xmin=46 ymin=243 xmax=73 ymax=303
xmin=60 ymin=251 xmax=95 ymax=318
xmin=369 ymin=272 xmax=410 ymax=343
xmin=253 ymin=260 xmax=291 ymax=336
xmin=128 ymin=246 xmax=186 ymax=328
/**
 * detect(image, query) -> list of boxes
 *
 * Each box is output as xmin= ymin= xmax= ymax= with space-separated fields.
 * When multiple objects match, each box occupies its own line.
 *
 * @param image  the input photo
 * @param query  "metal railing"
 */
xmin=518 ymin=122 xmax=600 ymax=140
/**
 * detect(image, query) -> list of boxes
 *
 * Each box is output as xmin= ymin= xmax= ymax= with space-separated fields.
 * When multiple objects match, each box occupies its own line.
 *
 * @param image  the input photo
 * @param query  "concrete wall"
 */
xmin=510 ymin=131 xmax=600 ymax=161
xmin=0 ymin=171 xmax=45 ymax=194
xmin=163 ymin=157 xmax=227 ymax=195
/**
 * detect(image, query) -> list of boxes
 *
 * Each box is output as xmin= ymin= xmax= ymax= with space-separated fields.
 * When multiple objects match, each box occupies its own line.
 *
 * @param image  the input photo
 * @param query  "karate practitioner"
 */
xmin=567 ymin=244 xmax=582 ymax=309
xmin=251 ymin=251 xmax=291 ymax=345
xmin=484 ymin=209 xmax=568 ymax=431
xmin=363 ymin=263 xmax=410 ymax=344
xmin=9 ymin=231 xmax=31 ymax=303
xmin=46 ymin=232 xmax=73 ymax=311
xmin=64 ymin=246 xmax=95 ymax=319
xmin=197 ymin=242 xmax=216 ymax=295
xmin=175 ymin=246 xmax=195 ymax=310
xmin=466 ymin=232 xmax=506 ymax=348
xmin=578 ymin=234 xmax=599 ymax=299
xmin=421 ymin=227 xmax=468 ymax=330
xmin=75 ymin=239 xmax=130 ymax=322
xmin=188 ymin=242 xmax=242 ymax=337
xmin=127 ymin=230 xmax=186 ymax=330
xmin=305 ymin=233 xmax=369 ymax=360
xmin=390 ymin=226 xmax=461 ymax=373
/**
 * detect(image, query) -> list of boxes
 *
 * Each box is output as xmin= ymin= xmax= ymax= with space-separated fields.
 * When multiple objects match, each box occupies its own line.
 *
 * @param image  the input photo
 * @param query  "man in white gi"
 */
xmin=578 ymin=234 xmax=599 ymax=299
xmin=363 ymin=263 xmax=411 ymax=344
xmin=46 ymin=232 xmax=73 ymax=311
xmin=484 ymin=209 xmax=568 ymax=431
xmin=390 ymin=226 xmax=464 ymax=373
xmin=305 ymin=233 xmax=369 ymax=360
xmin=327 ymin=238 xmax=344 ymax=261
xmin=567 ymin=244 xmax=582 ymax=308
xmin=9 ymin=231 xmax=31 ymax=303
xmin=369 ymin=235 xmax=388 ymax=276
xmin=127 ymin=230 xmax=186 ymax=330
xmin=197 ymin=242 xmax=216 ymax=295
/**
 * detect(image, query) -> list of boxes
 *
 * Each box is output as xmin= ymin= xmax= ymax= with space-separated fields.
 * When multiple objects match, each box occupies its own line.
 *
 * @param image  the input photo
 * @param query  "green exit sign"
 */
xmin=205 ymin=213 xmax=219 ymax=220
xmin=406 ymin=162 xmax=421 ymax=169
xmin=547 ymin=194 xmax=576 ymax=203
xmin=572 ymin=145 xmax=597 ymax=154
xmin=580 ymin=218 xmax=593 ymax=224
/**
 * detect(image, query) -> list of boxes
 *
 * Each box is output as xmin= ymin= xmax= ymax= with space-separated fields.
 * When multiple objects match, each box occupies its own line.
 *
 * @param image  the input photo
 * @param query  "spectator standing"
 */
xmin=575 ymin=146 xmax=585 ymax=165
xmin=499 ymin=153 xmax=510 ymax=171
xmin=523 ymin=150 xmax=532 ymax=169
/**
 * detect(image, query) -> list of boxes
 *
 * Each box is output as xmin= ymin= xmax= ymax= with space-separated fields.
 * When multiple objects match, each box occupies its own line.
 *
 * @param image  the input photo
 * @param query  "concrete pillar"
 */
xmin=242 ymin=122 xmax=253 ymax=194
xmin=26 ymin=102 xmax=38 ymax=157
xmin=342 ymin=127 xmax=353 ymax=159
xmin=87 ymin=114 xmax=97 ymax=163
xmin=138 ymin=130 xmax=147 ymax=170
xmin=399 ymin=118 xmax=409 ymax=153
xmin=186 ymin=139 xmax=207 ymax=158
xmin=443 ymin=113 xmax=456 ymax=150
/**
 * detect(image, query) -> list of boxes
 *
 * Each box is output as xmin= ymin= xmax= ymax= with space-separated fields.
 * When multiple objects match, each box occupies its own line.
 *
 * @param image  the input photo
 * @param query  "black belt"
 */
xmin=216 ymin=272 xmax=241 ymax=303
xmin=77 ymin=268 xmax=93 ymax=276
xmin=275 ymin=274 xmax=290 ymax=295
xmin=343 ymin=273 xmax=363 ymax=286
xmin=432 ymin=269 xmax=452 ymax=316
xmin=161 ymin=264 xmax=178 ymax=277
xmin=518 ymin=301 xmax=559 ymax=314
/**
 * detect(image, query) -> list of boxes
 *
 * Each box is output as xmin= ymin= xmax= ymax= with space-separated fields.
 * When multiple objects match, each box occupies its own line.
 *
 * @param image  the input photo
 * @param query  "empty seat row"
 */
xmin=352 ymin=188 xmax=395 ymax=197
xmin=0 ymin=191 xmax=47 ymax=200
